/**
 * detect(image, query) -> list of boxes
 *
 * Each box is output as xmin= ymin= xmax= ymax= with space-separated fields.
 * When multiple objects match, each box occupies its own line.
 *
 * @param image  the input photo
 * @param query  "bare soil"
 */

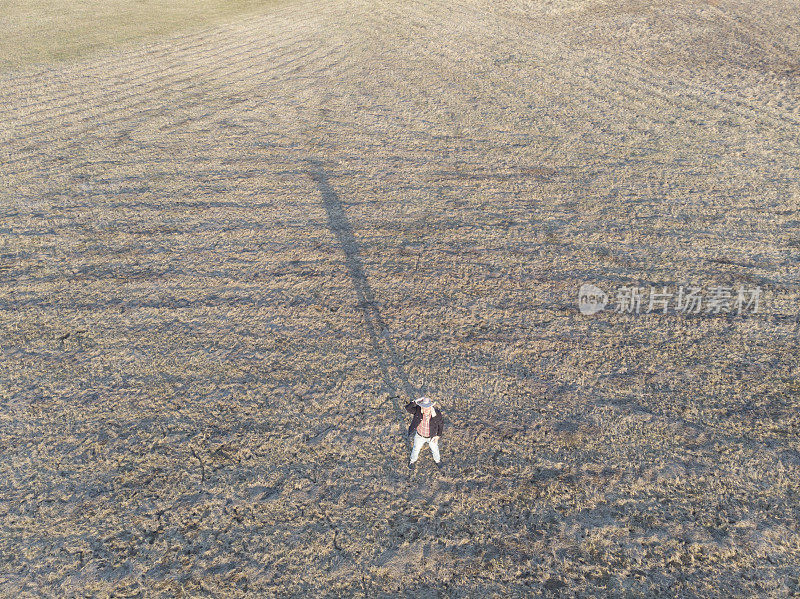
xmin=1 ymin=0 xmax=799 ymax=596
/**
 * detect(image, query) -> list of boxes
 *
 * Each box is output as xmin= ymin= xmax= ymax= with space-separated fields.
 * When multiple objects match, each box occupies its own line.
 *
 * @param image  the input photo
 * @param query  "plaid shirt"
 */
xmin=416 ymin=411 xmax=431 ymax=437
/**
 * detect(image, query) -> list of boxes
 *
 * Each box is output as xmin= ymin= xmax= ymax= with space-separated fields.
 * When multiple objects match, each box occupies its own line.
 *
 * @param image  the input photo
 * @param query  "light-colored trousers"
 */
xmin=410 ymin=432 xmax=440 ymax=464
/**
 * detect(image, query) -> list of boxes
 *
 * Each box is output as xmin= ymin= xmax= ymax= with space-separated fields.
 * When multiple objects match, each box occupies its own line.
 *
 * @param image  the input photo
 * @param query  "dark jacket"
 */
xmin=405 ymin=401 xmax=444 ymax=438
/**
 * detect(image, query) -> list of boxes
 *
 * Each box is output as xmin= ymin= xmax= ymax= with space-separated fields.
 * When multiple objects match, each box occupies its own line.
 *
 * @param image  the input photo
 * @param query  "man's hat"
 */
xmin=415 ymin=397 xmax=433 ymax=408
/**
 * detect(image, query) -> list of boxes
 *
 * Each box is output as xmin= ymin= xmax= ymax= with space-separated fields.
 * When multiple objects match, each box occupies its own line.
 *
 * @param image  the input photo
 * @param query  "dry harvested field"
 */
xmin=2 ymin=0 xmax=800 ymax=596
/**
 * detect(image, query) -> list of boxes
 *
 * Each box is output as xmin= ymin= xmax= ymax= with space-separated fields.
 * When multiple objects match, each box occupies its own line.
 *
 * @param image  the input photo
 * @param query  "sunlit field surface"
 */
xmin=0 ymin=0 xmax=281 ymax=69
xmin=1 ymin=0 xmax=799 ymax=596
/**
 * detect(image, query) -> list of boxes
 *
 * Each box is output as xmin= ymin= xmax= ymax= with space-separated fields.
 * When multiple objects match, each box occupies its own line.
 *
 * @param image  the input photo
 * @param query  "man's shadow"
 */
xmin=306 ymin=159 xmax=417 ymax=447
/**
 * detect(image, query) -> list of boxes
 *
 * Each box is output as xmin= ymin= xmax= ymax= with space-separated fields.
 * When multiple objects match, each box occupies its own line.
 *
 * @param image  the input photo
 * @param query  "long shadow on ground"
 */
xmin=306 ymin=159 xmax=416 ymax=445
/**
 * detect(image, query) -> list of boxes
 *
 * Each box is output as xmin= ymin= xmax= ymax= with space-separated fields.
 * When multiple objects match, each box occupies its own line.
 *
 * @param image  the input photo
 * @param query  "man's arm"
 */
xmin=405 ymin=401 xmax=418 ymax=414
xmin=434 ymin=412 xmax=444 ymax=438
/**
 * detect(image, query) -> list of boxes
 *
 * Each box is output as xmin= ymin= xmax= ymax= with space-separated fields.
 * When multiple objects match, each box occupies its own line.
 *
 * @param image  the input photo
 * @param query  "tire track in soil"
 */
xmin=0 ymin=0 xmax=319 ymax=103
xmin=1 ymin=3 xmax=364 ymax=179
xmin=1 ymin=42 xmax=347 ymax=176
xmin=0 ymin=3 xmax=361 ymax=165
xmin=1 ymin=35 xmax=323 ymax=168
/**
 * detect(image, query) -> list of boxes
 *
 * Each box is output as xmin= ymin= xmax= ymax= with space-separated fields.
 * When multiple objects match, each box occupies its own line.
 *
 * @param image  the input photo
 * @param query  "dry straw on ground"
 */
xmin=1 ymin=0 xmax=799 ymax=596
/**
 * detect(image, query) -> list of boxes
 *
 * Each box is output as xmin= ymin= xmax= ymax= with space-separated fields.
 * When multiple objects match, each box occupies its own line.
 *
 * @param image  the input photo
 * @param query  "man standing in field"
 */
xmin=406 ymin=397 xmax=443 ymax=470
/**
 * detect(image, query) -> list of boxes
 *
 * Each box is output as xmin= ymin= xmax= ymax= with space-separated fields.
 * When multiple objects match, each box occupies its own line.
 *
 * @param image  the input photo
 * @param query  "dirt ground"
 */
xmin=0 ymin=0 xmax=282 ymax=69
xmin=1 ymin=0 xmax=799 ymax=596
